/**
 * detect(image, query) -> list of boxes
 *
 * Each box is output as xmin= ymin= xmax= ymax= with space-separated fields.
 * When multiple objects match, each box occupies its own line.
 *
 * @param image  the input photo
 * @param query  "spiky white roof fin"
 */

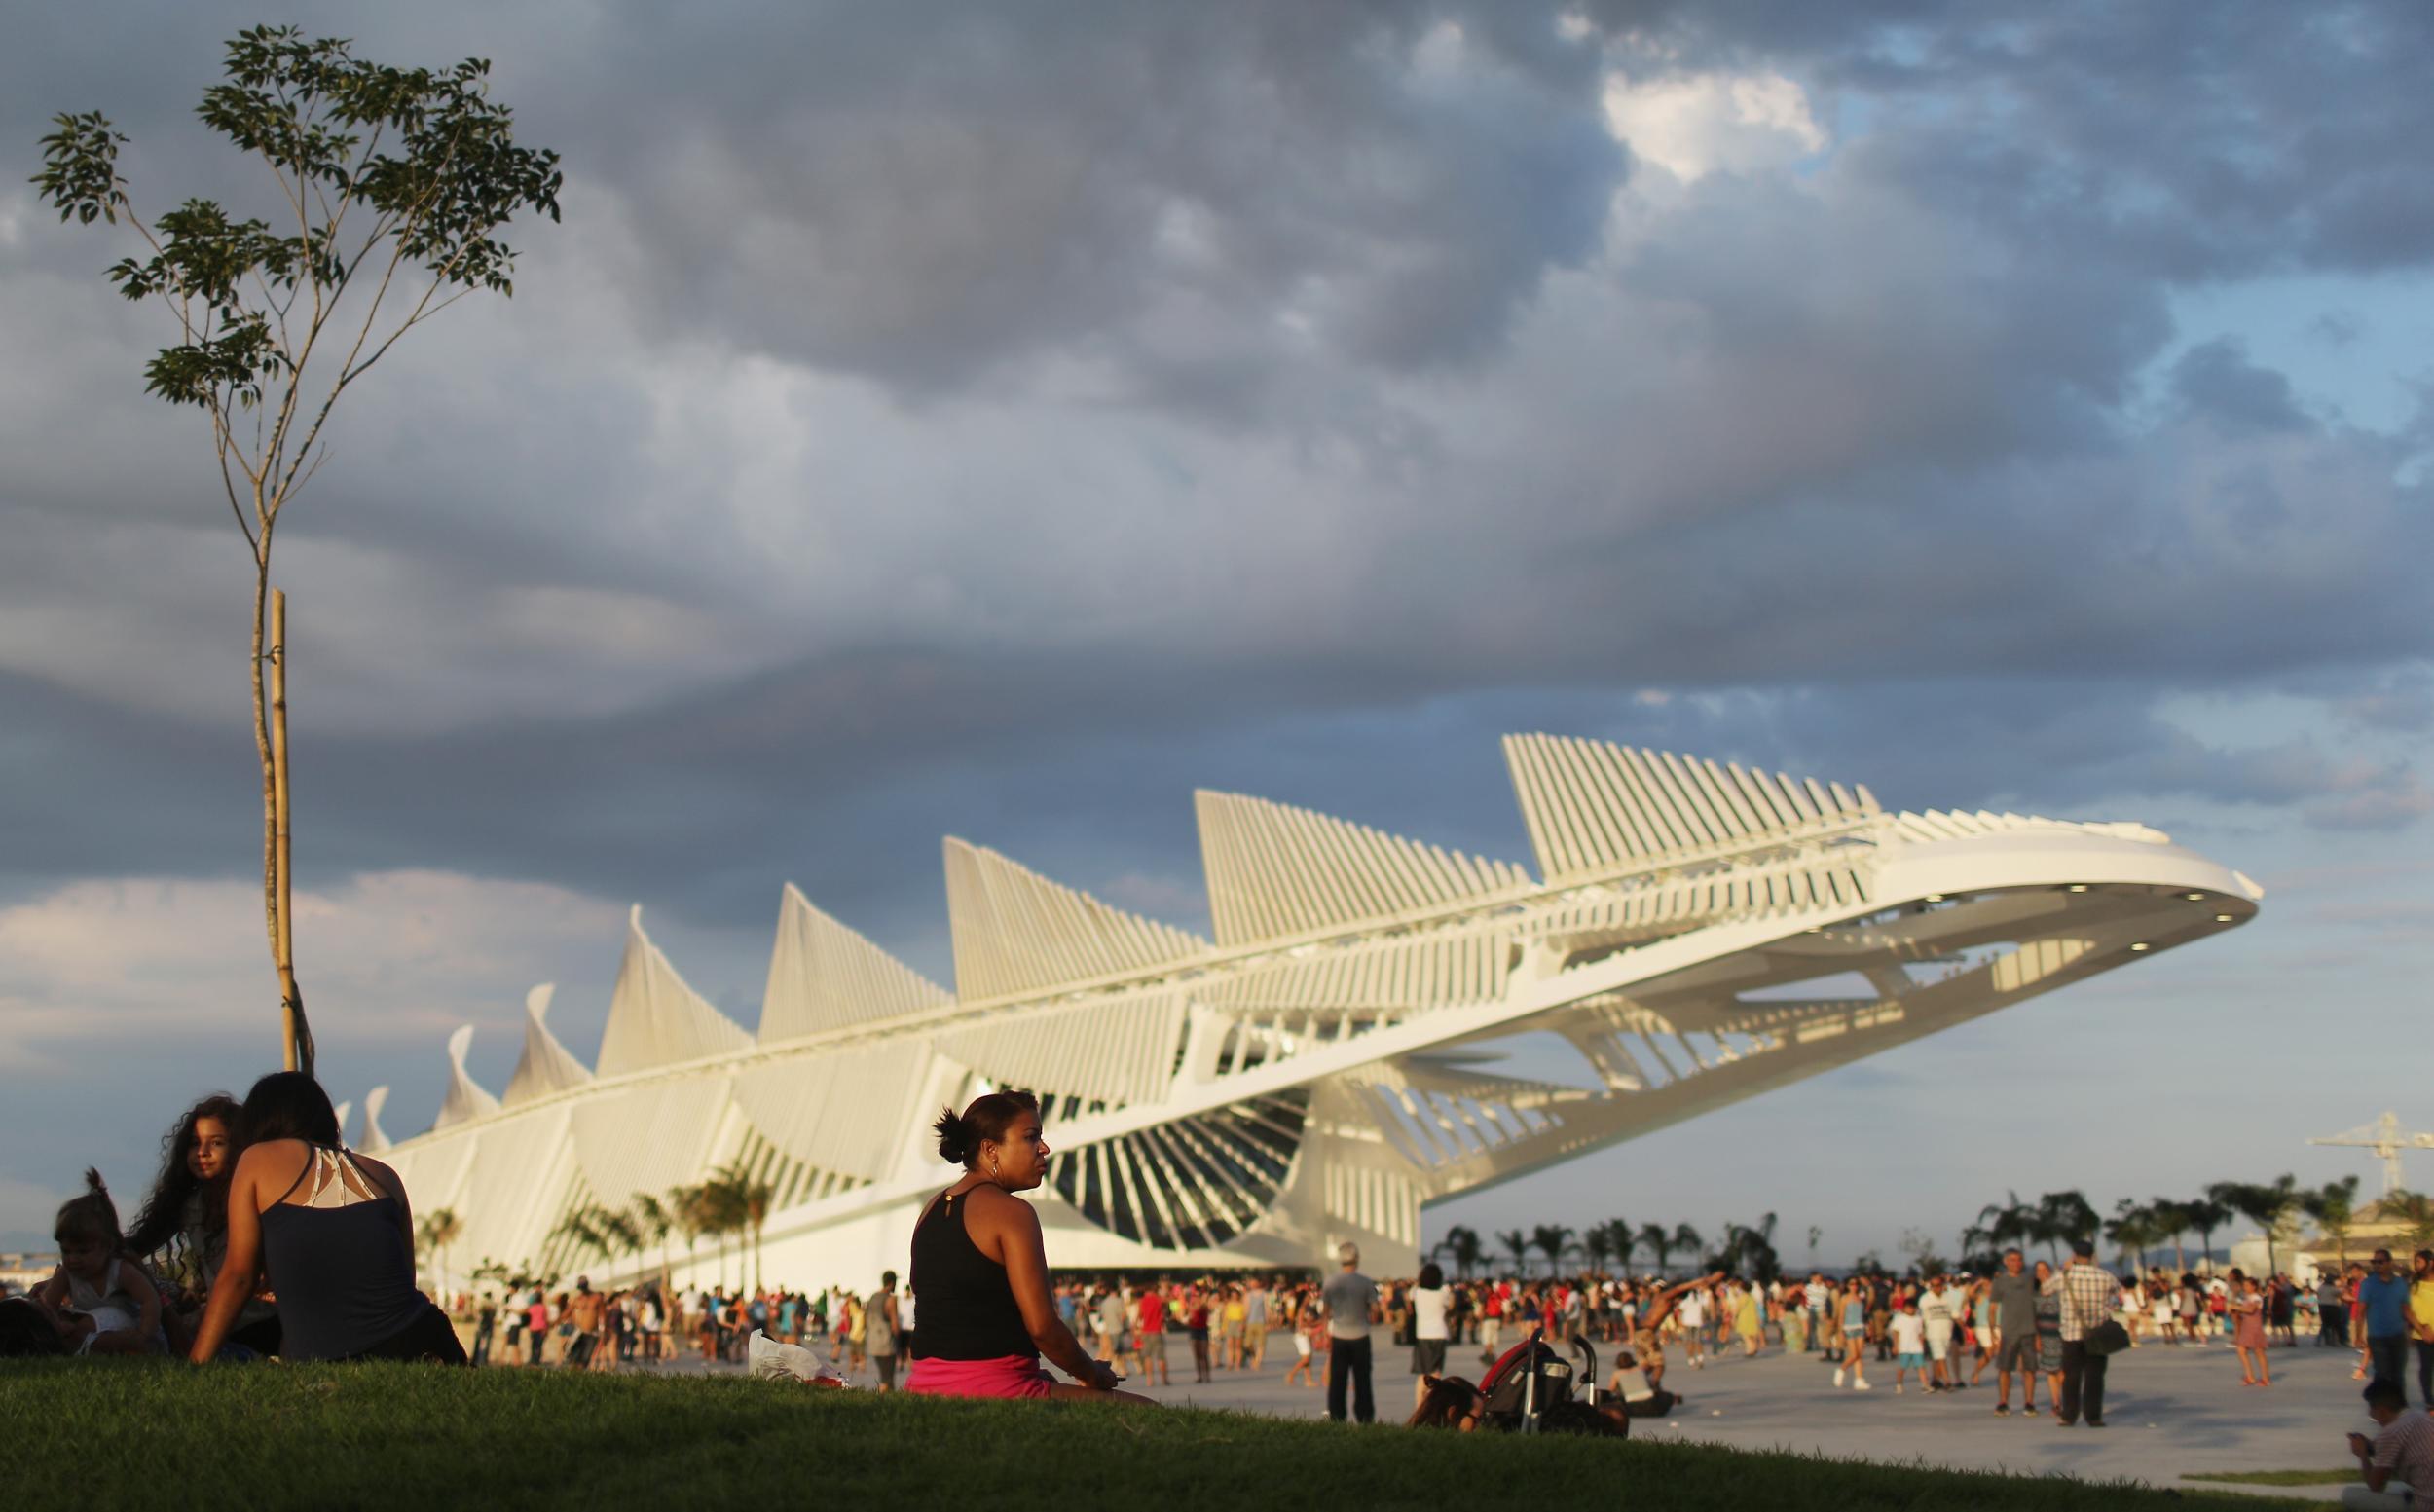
xmin=1501 ymin=735 xmax=1879 ymax=886
xmin=360 ymin=1086 xmax=391 ymax=1152
xmin=758 ymin=884 xmax=952 ymax=1041
xmin=434 ymin=1024 xmax=502 ymax=1128
xmin=503 ymin=983 xmax=594 ymax=1106
xmin=332 ymin=1100 xmax=353 ymax=1144
xmin=942 ymin=838 xmax=1206 ymax=1001
xmin=1195 ymin=789 xmax=1534 ymax=945
xmin=595 ymin=905 xmax=754 ymax=1077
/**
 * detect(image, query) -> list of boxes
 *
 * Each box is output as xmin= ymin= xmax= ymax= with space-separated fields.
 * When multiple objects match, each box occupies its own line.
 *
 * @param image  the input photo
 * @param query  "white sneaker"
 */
xmin=1854 ymin=1378 xmax=1872 ymax=1391
xmin=1833 ymin=1367 xmax=1845 ymax=1387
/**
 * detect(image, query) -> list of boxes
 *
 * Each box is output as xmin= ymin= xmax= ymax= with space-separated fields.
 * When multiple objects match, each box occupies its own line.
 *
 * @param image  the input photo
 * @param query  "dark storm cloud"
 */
xmin=3 ymin=0 xmax=2432 ymax=944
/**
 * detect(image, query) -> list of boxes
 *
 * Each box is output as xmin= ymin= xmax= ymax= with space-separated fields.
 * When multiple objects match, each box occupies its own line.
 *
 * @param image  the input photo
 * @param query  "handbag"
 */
xmin=2084 ymin=1319 xmax=2130 ymax=1356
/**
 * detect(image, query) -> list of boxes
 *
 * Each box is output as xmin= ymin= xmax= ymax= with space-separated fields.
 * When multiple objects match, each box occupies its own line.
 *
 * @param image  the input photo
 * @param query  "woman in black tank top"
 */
xmin=902 ymin=1090 xmax=1151 ymax=1404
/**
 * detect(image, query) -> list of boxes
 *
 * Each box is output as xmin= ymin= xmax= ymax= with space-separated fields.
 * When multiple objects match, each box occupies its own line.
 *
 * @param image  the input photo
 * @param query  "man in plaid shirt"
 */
xmin=2053 ymin=1237 xmax=2119 ymax=1427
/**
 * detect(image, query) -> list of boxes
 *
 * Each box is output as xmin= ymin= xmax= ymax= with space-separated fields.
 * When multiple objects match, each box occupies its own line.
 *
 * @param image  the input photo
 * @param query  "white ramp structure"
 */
xmin=371 ymin=736 xmax=2262 ymax=1288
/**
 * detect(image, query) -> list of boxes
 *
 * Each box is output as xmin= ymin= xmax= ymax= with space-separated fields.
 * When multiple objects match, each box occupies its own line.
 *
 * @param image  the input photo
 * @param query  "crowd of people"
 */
xmin=7 ymin=1077 xmax=2432 ymax=1503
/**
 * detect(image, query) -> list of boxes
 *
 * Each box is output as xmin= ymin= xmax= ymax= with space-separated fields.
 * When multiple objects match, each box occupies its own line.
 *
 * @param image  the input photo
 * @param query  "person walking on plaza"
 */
xmin=1989 ymin=1249 xmax=2041 ymax=1416
xmin=2341 ymin=1377 xmax=2434 ymax=1511
xmin=1409 ymin=1262 xmax=1452 ymax=1410
xmin=2054 ymin=1238 xmax=2116 ymax=1428
xmin=2361 ymin=1249 xmax=2414 ymax=1392
xmin=1323 ymin=1241 xmax=1382 ymax=1423
xmin=1833 ymin=1276 xmax=1872 ymax=1390
xmin=2412 ymin=1250 xmax=2434 ymax=1408
xmin=1244 ymin=1275 xmax=1271 ymax=1372
xmin=2231 ymin=1271 xmax=2271 ymax=1387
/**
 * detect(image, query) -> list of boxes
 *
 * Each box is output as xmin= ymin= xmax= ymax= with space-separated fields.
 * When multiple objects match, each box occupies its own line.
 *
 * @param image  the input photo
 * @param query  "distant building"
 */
xmin=0 ymin=1251 xmax=59 ymax=1295
xmin=362 ymin=734 xmax=2262 ymax=1289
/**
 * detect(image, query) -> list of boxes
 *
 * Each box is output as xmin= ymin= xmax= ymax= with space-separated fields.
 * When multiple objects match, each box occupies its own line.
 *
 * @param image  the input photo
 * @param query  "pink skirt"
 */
xmin=904 ymin=1354 xmax=1055 ymax=1399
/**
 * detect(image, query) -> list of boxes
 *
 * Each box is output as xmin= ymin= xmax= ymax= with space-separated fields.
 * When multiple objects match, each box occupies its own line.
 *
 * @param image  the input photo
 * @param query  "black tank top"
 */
xmin=907 ymin=1189 xmax=1035 ymax=1360
xmin=257 ymin=1145 xmax=429 ymax=1361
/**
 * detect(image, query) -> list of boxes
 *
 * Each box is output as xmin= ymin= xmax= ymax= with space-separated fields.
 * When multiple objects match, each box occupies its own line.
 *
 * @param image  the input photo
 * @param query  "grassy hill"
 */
xmin=0 ymin=1361 xmax=2312 ymax=1511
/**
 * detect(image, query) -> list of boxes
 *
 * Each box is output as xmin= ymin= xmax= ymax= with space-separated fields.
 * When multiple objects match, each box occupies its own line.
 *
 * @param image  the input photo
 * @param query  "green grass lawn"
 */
xmin=2183 ymin=1467 xmax=2362 ymax=1486
xmin=0 ymin=1361 xmax=2320 ymax=1512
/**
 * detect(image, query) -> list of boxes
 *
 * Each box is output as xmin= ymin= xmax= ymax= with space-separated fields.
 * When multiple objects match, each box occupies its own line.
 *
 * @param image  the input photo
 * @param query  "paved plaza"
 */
xmin=642 ymin=1332 xmax=2386 ymax=1500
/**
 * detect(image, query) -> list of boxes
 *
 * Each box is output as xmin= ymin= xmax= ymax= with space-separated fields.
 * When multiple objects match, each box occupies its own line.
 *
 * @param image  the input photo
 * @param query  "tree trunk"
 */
xmin=269 ymin=588 xmax=312 ymax=1075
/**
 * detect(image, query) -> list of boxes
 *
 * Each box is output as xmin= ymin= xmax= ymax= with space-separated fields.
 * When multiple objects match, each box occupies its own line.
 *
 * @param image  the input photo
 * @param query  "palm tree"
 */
xmin=1495 ymin=1228 xmax=1530 ymax=1278
xmin=1806 ymin=1225 xmax=1823 ymax=1268
xmin=598 ymin=1206 xmax=646 ymax=1281
xmin=632 ymin=1191 xmax=676 ymax=1287
xmin=1670 ymin=1223 xmax=1704 ymax=1275
xmin=2183 ymin=1197 xmax=2231 ymax=1272
xmin=1637 ymin=1223 xmax=1674 ymax=1276
xmin=2302 ymin=1177 xmax=2361 ymax=1269
xmin=1973 ymin=1189 xmax=2033 ymax=1256
xmin=714 ymin=1162 xmax=777 ymax=1292
xmin=1580 ymin=1224 xmax=1612 ymax=1274
xmin=1436 ymin=1224 xmax=1485 ymax=1279
xmin=2104 ymin=1199 xmax=2154 ymax=1272
xmin=1530 ymin=1223 xmax=1576 ymax=1278
xmin=2032 ymin=1190 xmax=2099 ymax=1263
xmin=551 ymin=1207 xmax=608 ymax=1273
xmin=416 ymin=1207 xmax=463 ymax=1294
xmin=2208 ymin=1175 xmax=2299 ymax=1279
xmin=2147 ymin=1198 xmax=2192 ymax=1273
xmin=2378 ymin=1189 xmax=2434 ymax=1251
xmin=666 ymin=1184 xmax=704 ymax=1285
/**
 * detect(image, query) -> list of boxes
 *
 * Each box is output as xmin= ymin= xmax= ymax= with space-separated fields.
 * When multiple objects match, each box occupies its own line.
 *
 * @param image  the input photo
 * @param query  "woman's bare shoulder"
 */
xmin=963 ymin=1184 xmax=1039 ymax=1228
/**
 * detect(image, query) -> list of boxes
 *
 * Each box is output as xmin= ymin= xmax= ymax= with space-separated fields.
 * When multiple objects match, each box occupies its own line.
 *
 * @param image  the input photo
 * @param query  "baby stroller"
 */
xmin=1476 ymin=1327 xmax=1601 ymax=1434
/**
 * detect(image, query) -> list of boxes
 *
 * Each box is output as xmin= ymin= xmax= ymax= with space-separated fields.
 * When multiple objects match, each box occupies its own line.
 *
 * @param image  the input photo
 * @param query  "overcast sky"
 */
xmin=3 ymin=2 xmax=2428 ymax=1262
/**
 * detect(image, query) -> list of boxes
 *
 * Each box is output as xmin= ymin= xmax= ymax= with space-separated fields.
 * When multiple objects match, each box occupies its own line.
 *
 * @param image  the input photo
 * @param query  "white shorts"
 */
xmin=1925 ymin=1321 xmax=1953 ymax=1360
xmin=1294 ymin=1335 xmax=1312 ymax=1357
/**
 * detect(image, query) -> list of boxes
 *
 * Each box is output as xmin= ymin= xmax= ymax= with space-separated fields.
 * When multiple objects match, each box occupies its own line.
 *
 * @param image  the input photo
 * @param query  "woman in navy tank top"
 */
xmin=187 ymin=1072 xmax=464 ymax=1364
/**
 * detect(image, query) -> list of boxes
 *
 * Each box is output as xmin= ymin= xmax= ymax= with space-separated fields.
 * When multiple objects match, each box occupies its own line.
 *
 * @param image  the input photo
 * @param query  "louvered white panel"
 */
xmin=433 ymin=1024 xmax=502 ymax=1128
xmin=453 ymin=1107 xmax=574 ymax=1272
xmin=757 ymin=884 xmax=952 ymax=1042
xmin=503 ymin=984 xmax=594 ymax=1106
xmin=569 ymin=1077 xmax=732 ymax=1210
xmin=729 ymin=1041 xmax=928 ymax=1181
xmin=391 ymin=1123 xmax=477 ymax=1215
xmin=933 ymin=991 xmax=1189 ymax=1107
xmin=1194 ymin=790 xmax=1535 ymax=945
xmin=1203 ymin=932 xmax=1509 ymax=1014
xmin=1502 ymin=735 xmax=1879 ymax=885
xmin=359 ymin=1086 xmax=392 ymax=1152
xmin=595 ymin=905 xmax=754 ymax=1077
xmin=942 ymin=838 xmax=1206 ymax=1001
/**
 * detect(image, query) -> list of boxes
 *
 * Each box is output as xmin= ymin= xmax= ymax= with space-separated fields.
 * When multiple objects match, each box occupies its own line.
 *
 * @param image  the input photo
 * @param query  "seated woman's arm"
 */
xmin=985 ymin=1193 xmax=1115 ymax=1388
xmin=188 ymin=1148 xmax=268 ymax=1362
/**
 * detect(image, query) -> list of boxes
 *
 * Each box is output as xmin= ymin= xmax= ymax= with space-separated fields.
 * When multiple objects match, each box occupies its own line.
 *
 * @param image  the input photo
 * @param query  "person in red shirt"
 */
xmin=1135 ymin=1283 xmax=1171 ymax=1387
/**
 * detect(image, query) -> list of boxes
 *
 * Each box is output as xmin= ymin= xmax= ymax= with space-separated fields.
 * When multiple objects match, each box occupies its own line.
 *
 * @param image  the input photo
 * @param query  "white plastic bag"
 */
xmin=747 ymin=1328 xmax=848 ymax=1386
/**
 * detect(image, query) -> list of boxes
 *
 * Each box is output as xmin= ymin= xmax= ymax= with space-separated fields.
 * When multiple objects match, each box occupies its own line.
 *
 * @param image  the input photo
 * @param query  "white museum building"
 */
xmin=358 ymin=734 xmax=2261 ymax=1290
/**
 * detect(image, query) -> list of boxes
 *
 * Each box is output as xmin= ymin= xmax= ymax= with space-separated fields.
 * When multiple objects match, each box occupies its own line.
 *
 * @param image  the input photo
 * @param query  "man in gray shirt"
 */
xmin=1988 ymin=1248 xmax=2042 ymax=1417
xmin=1322 ymin=1242 xmax=1381 ymax=1423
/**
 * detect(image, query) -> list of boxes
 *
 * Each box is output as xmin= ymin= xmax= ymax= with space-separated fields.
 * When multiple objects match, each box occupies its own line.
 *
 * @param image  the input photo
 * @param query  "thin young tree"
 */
xmin=32 ymin=27 xmax=561 ymax=1074
xmin=416 ymin=1206 xmax=462 ymax=1294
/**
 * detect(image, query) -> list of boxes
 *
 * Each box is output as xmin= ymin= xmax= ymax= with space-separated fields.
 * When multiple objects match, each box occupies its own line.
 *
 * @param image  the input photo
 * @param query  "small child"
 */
xmin=1888 ymin=1297 xmax=1929 ymax=1395
xmin=32 ymin=1169 xmax=168 ymax=1356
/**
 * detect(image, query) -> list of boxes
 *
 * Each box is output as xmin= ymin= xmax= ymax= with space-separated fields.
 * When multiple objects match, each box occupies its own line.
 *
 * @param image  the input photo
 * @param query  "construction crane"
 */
xmin=2308 ymin=1111 xmax=2434 ymax=1198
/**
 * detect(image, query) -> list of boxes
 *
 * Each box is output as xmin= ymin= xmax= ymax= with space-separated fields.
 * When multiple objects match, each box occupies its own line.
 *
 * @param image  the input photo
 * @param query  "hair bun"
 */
xmin=933 ymin=1108 xmax=972 ymax=1165
xmin=83 ymin=1167 xmax=108 ymax=1198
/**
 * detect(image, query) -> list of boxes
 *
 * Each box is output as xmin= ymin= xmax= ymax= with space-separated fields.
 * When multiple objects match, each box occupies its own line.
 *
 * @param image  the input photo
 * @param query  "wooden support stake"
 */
xmin=271 ymin=589 xmax=310 ymax=1074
